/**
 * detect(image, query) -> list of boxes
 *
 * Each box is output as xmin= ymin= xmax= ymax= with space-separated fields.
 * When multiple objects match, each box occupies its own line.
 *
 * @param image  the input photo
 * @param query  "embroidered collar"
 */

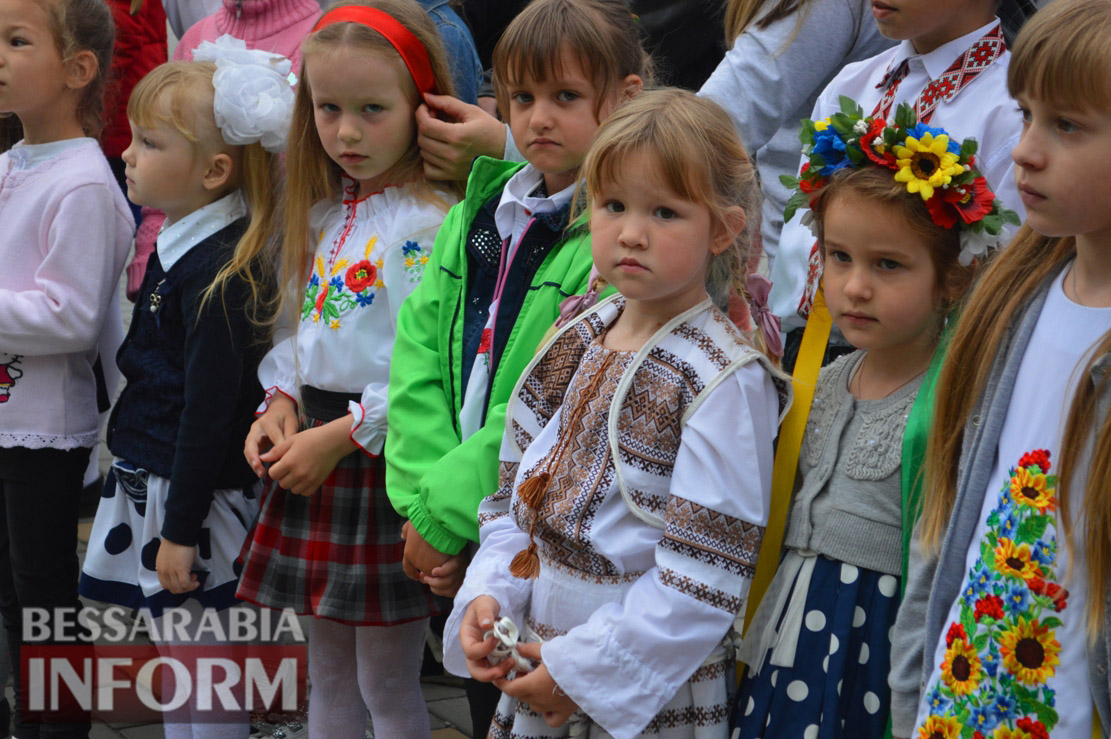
xmin=157 ymin=191 xmax=247 ymax=272
xmin=6 ymin=137 xmax=95 ymax=172
xmin=494 ymin=164 xmax=577 ymax=242
xmin=887 ymin=19 xmax=1001 ymax=81
xmin=875 ymin=21 xmax=1005 ymax=124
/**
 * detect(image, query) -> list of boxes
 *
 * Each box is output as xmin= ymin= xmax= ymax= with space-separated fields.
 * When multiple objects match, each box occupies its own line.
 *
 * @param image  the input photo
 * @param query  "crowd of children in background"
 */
xmin=0 ymin=0 xmax=1109 ymax=738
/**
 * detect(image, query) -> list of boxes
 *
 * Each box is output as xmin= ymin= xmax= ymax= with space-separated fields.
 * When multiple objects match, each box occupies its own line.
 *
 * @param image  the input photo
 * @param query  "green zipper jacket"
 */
xmin=385 ymin=157 xmax=596 ymax=555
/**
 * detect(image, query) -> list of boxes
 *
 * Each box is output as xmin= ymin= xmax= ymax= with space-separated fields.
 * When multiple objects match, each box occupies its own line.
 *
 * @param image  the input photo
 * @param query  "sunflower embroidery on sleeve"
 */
xmin=918 ymin=449 xmax=1065 ymax=739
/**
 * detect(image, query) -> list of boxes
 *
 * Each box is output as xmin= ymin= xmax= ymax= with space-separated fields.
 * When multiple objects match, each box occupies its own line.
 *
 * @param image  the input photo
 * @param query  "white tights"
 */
xmin=153 ymin=600 xmax=250 ymax=739
xmin=308 ymin=617 xmax=429 ymax=738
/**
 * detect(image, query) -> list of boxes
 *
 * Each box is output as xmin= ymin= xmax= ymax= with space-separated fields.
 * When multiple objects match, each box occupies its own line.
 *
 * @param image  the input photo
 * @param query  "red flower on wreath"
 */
xmin=1017 ymin=717 xmax=1050 ymax=739
xmin=345 ymin=260 xmax=377 ymax=293
xmin=798 ymin=163 xmax=826 ymax=194
xmin=946 ymin=622 xmax=967 ymax=646
xmin=926 ymin=176 xmax=996 ymax=229
xmin=1019 ymin=449 xmax=1051 ymax=473
xmin=861 ymin=118 xmax=897 ymax=168
xmin=974 ymin=594 xmax=1004 ymax=622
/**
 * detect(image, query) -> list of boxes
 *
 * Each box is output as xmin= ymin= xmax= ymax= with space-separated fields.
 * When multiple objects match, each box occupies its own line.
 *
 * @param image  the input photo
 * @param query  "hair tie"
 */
xmin=192 ymin=35 xmax=296 ymax=153
xmin=746 ymin=273 xmax=783 ymax=358
xmin=313 ymin=6 xmax=436 ymax=95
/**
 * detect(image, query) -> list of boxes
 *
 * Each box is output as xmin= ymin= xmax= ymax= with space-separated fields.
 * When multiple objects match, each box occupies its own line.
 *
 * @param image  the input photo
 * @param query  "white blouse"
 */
xmin=257 ymin=182 xmax=455 ymax=454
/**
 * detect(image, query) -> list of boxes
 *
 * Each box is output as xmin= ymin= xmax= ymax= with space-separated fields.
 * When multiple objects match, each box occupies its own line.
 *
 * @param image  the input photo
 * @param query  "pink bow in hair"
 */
xmin=747 ymin=274 xmax=783 ymax=358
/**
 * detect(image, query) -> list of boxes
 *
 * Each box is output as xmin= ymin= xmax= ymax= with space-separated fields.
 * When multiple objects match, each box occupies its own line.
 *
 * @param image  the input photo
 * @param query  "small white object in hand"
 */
xmin=484 ymin=617 xmax=534 ymax=680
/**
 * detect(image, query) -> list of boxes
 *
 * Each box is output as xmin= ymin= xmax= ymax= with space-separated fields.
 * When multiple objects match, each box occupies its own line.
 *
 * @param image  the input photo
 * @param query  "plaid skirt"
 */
xmin=236 ymin=408 xmax=442 ymax=626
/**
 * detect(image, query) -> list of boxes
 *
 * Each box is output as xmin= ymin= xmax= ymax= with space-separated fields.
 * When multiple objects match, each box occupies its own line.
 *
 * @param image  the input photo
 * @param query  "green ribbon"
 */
xmin=900 ymin=321 xmax=954 ymax=594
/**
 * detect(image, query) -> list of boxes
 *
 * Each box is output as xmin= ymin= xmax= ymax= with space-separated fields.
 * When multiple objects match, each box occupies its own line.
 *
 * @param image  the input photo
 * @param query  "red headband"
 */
xmin=312 ymin=6 xmax=436 ymax=94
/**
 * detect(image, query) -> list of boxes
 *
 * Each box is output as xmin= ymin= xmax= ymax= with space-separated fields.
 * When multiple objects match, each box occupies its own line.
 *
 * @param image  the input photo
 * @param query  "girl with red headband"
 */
xmin=237 ymin=2 xmax=459 ymax=736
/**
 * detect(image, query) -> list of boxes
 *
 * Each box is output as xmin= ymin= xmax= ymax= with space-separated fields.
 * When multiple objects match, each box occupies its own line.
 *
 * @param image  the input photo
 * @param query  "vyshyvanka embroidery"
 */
xmin=918 ymin=449 xmax=1067 ymax=739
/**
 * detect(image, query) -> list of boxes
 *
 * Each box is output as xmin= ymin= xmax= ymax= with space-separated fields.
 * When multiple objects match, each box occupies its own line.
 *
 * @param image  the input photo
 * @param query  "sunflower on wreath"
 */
xmin=781 ymin=96 xmax=1020 ymax=266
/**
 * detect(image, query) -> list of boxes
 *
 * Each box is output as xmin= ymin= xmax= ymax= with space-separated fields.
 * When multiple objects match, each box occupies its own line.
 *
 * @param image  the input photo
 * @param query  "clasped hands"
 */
xmin=459 ymin=595 xmax=579 ymax=728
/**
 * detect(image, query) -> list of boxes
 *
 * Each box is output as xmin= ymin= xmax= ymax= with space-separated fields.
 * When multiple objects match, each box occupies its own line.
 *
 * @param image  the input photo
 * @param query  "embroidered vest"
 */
xmin=505 ymin=296 xmax=791 ymax=528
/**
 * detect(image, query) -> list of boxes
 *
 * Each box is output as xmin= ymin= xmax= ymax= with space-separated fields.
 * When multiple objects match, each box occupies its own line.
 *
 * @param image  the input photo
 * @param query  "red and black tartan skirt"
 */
xmin=236 ymin=408 xmax=441 ymax=626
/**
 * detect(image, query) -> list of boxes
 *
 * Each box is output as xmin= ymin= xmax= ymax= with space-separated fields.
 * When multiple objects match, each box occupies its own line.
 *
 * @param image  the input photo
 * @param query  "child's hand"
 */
xmin=262 ymin=417 xmax=356 ymax=496
xmin=156 ymin=539 xmax=199 ymax=594
xmin=495 ymin=643 xmax=579 ymax=727
xmin=244 ymin=394 xmax=298 ymax=476
xmin=459 ymin=595 xmax=513 ymax=682
xmin=400 ymin=520 xmax=452 ymax=582
xmin=422 ymin=552 xmax=467 ymax=597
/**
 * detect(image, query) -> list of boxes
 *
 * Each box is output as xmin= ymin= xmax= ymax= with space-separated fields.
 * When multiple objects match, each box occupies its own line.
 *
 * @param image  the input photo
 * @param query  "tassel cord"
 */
xmin=510 ymin=351 xmax=619 ymax=578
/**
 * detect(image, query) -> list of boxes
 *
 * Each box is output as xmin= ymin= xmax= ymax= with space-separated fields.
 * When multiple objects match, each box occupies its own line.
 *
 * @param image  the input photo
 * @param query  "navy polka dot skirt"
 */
xmin=80 ymin=459 xmax=260 ymax=617
xmin=731 ymin=555 xmax=900 ymax=739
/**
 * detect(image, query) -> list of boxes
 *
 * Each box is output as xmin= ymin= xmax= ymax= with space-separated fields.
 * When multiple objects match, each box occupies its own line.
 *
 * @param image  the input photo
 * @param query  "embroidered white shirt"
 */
xmin=769 ymin=19 xmax=1025 ymax=330
xmin=257 ymin=182 xmax=455 ymax=454
xmin=915 ymin=267 xmax=1109 ymax=738
xmin=444 ymin=308 xmax=783 ymax=735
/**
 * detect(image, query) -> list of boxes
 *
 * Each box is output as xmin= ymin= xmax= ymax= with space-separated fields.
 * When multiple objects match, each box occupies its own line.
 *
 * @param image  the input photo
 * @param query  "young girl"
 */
xmin=890 ymin=1 xmax=1111 ymax=737
xmin=442 ymin=88 xmax=788 ymax=738
xmin=0 ymin=0 xmax=133 ymax=734
xmin=730 ymin=96 xmax=1016 ymax=737
xmin=79 ymin=41 xmax=291 ymax=737
xmin=237 ymin=3 xmax=457 ymax=736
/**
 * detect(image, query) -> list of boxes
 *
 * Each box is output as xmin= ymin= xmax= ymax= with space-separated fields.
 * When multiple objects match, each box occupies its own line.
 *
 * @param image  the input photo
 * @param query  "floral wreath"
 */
xmin=782 ymin=96 xmax=1020 ymax=266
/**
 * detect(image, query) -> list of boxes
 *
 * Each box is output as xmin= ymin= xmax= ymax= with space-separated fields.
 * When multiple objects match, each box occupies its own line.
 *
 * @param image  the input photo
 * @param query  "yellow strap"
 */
xmin=742 ymin=288 xmax=833 ymax=642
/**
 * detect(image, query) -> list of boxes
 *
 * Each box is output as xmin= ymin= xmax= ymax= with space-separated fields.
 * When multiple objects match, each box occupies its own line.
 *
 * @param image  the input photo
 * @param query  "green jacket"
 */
xmin=385 ymin=157 xmax=596 ymax=555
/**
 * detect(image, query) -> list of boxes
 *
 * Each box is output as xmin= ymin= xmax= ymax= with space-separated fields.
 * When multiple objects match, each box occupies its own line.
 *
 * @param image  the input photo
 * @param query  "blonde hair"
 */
xmin=491 ymin=0 xmax=653 ymax=122
xmin=129 ymin=62 xmax=281 ymax=328
xmin=582 ymin=88 xmax=763 ymax=321
xmin=39 ymin=0 xmax=115 ymax=137
xmin=809 ymin=167 xmax=975 ymax=303
xmin=277 ymin=0 xmax=455 ymax=314
xmin=920 ymin=0 xmax=1111 ymax=637
xmin=723 ymin=0 xmax=809 ymax=45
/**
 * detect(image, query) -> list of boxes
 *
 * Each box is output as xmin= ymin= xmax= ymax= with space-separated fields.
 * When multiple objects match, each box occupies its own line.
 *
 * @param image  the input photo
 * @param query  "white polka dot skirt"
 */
xmin=731 ymin=555 xmax=899 ymax=739
xmin=80 ymin=459 xmax=259 ymax=616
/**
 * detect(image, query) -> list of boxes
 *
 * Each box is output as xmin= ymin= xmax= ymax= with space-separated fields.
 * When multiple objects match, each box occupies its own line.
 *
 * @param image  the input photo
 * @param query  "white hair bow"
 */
xmin=193 ymin=35 xmax=295 ymax=154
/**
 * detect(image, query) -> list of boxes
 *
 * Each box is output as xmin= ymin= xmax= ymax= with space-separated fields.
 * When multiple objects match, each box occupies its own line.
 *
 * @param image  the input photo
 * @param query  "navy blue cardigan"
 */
xmin=108 ymin=220 xmax=268 ymax=546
